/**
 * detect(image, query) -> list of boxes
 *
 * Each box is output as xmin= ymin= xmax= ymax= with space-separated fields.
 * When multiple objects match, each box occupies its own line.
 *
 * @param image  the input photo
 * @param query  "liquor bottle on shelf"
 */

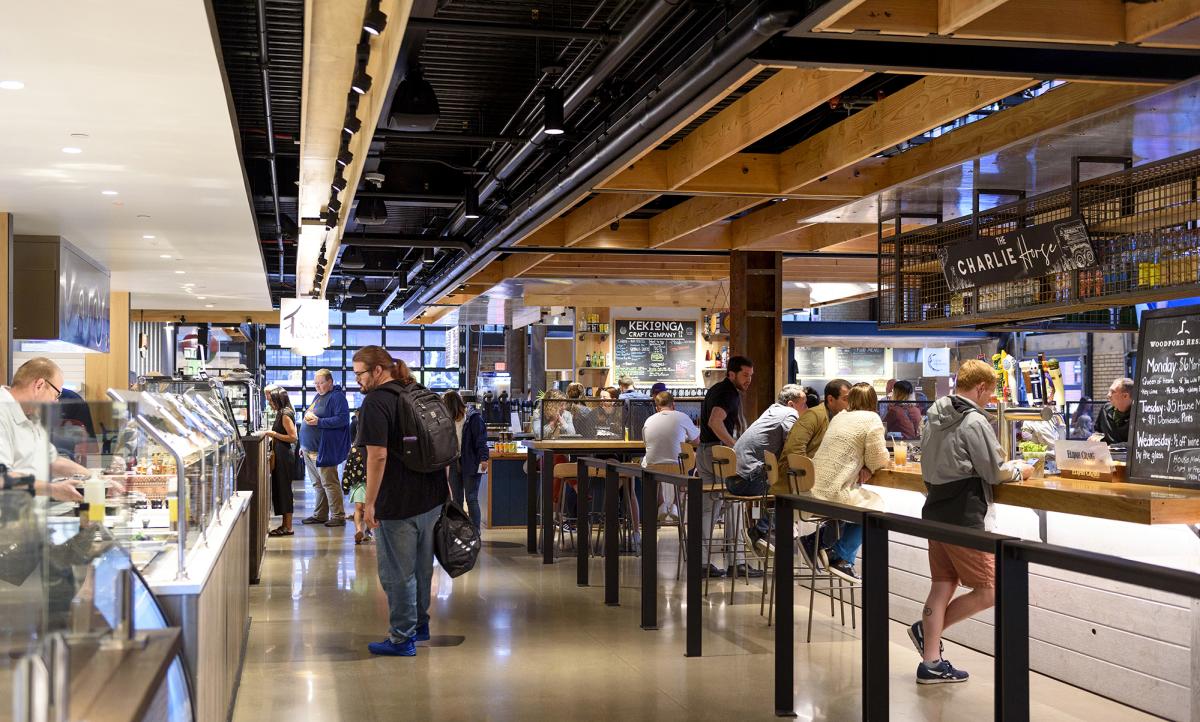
xmin=705 ymin=348 xmax=712 ymax=364
xmin=584 ymin=352 xmax=591 ymax=368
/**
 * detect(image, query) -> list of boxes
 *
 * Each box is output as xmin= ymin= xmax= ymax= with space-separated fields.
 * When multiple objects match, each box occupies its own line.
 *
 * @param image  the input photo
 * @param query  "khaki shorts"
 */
xmin=928 ymin=540 xmax=995 ymax=589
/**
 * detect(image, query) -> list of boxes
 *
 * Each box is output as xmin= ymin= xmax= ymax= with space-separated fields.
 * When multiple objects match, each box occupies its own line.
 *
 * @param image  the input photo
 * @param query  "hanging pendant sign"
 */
xmin=280 ymin=298 xmax=329 ymax=355
xmin=938 ymin=215 xmax=1096 ymax=291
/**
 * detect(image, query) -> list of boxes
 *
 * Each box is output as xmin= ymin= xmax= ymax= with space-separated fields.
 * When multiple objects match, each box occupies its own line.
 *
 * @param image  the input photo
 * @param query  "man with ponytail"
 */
xmin=353 ymin=345 xmax=449 ymax=657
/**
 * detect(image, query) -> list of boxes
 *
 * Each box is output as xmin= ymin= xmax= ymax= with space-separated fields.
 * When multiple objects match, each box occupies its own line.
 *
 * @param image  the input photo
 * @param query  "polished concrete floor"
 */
xmin=233 ymin=489 xmax=1155 ymax=721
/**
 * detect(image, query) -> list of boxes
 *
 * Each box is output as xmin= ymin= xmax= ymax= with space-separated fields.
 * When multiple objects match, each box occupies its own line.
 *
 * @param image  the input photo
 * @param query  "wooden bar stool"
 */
xmin=709 ymin=445 xmax=760 ymax=602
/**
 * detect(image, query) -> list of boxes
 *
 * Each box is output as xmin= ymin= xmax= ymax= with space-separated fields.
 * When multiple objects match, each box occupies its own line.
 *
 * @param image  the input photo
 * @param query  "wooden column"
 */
xmin=0 ymin=213 xmax=10 ymax=383
xmin=529 ymin=325 xmax=548 ymax=396
xmin=84 ymin=291 xmax=130 ymax=401
xmin=505 ymin=326 xmax=527 ymax=395
xmin=729 ymin=250 xmax=783 ymax=423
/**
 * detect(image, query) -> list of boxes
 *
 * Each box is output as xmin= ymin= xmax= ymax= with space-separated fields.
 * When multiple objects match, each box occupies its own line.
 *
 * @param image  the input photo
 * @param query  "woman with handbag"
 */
xmin=443 ymin=390 xmax=488 ymax=534
xmin=265 ymin=389 xmax=298 ymax=536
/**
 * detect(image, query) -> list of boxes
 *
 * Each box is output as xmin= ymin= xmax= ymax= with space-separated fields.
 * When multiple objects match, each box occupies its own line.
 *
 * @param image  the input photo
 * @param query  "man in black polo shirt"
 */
xmin=697 ymin=356 xmax=753 ymax=577
xmin=354 ymin=346 xmax=448 ymax=658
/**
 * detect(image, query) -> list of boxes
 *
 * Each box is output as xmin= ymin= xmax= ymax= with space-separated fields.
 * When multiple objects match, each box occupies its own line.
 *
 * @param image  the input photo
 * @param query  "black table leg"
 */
xmin=576 ymin=459 xmax=590 ymax=586
xmin=542 ymin=450 xmax=555 ymax=564
xmin=686 ymin=475 xmax=702 ymax=657
xmin=774 ymin=497 xmax=796 ymax=717
xmin=604 ymin=465 xmax=619 ymax=606
xmin=996 ymin=541 xmax=1030 ymax=722
xmin=640 ymin=470 xmax=658 ymax=630
xmin=526 ymin=449 xmax=538 ymax=554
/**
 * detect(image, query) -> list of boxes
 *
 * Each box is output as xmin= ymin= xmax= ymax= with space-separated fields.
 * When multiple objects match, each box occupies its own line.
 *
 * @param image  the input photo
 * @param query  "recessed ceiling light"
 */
xmin=143 ymin=234 xmax=155 ymax=239
xmin=197 ymin=296 xmax=207 ymax=300
xmin=62 ymin=147 xmax=82 ymax=154
xmin=101 ymin=190 xmax=118 ymax=196
xmin=159 ymin=254 xmax=171 ymax=259
xmin=0 ymin=80 xmax=24 ymax=91
xmin=205 ymin=304 xmax=214 ymax=308
xmin=137 ymin=214 xmax=150 ymax=219
xmin=69 ymin=133 xmax=89 ymax=139
xmin=175 ymin=270 xmax=185 ymax=275
xmin=183 ymin=282 xmax=194 ymax=287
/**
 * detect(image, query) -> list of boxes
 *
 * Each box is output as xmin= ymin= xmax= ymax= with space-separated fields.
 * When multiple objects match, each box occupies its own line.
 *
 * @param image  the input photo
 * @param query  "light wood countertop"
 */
xmin=530 ymin=440 xmax=646 ymax=450
xmin=869 ymin=464 xmax=1200 ymax=526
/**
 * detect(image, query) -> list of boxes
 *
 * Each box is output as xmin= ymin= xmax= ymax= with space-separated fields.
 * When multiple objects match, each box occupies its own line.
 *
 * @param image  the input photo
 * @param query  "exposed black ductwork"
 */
xmin=406 ymin=17 xmax=620 ymax=42
xmin=410 ymin=3 xmax=805 ymax=315
xmin=342 ymin=236 xmax=473 ymax=253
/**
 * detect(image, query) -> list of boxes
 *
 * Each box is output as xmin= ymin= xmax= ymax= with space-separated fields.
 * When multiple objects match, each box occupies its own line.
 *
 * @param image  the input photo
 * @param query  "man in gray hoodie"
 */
xmin=908 ymin=359 xmax=1032 ymax=685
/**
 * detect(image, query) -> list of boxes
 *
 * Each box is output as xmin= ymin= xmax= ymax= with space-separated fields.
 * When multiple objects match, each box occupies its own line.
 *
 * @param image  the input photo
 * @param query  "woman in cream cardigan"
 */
xmin=810 ymin=382 xmax=891 ymax=581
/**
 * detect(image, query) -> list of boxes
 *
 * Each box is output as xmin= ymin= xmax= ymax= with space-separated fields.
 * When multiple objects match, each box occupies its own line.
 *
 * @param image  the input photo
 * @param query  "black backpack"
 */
xmin=377 ymin=382 xmax=460 ymax=473
xmin=433 ymin=499 xmax=480 ymax=578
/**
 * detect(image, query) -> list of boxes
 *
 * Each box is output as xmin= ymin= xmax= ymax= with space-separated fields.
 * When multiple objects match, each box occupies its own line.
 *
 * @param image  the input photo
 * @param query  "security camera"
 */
xmin=364 ymin=172 xmax=385 ymax=188
xmin=635 ymin=306 xmax=642 ymax=311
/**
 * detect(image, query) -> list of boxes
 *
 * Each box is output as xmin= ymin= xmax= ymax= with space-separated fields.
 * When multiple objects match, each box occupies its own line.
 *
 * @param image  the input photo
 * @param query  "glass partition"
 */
xmin=533 ymin=398 xmax=702 ymax=441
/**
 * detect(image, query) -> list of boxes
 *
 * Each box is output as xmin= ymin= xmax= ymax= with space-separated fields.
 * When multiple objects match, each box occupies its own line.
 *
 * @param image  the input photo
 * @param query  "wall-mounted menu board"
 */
xmin=795 ymin=346 xmax=826 ymax=378
xmin=1127 ymin=304 xmax=1200 ymax=490
xmin=833 ymin=347 xmax=886 ymax=377
xmin=614 ymin=319 xmax=697 ymax=384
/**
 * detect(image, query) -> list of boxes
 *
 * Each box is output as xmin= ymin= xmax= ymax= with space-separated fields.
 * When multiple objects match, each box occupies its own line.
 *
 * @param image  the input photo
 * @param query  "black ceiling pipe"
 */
xmin=442 ymin=0 xmax=682 ymax=237
xmin=255 ymin=0 xmax=285 ymax=284
xmin=341 ymin=236 xmax=473 ymax=253
xmin=406 ymin=17 xmax=620 ymax=42
xmin=411 ymin=3 xmax=805 ymax=313
xmin=374 ymin=129 xmax=526 ymax=145
xmin=499 ymin=246 xmax=876 ymax=259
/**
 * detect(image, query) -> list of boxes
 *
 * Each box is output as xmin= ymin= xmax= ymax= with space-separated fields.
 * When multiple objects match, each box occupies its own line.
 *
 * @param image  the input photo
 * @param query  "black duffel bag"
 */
xmin=433 ymin=499 xmax=480 ymax=578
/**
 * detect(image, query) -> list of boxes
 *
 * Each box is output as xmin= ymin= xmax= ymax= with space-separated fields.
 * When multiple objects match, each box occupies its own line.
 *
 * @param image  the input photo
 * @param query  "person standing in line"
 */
xmin=354 ymin=346 xmax=449 ymax=657
xmin=299 ymin=369 xmax=351 ymax=527
xmin=264 ymin=389 xmax=298 ymax=536
xmin=443 ymin=390 xmax=488 ymax=534
xmin=1095 ymin=377 xmax=1133 ymax=444
xmin=641 ymin=391 xmax=700 ymax=521
xmin=696 ymin=356 xmax=753 ymax=578
xmin=909 ymin=359 xmax=1032 ymax=684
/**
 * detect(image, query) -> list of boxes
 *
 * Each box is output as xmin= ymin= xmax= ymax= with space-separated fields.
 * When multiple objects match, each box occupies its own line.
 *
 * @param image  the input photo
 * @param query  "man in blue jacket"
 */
xmin=300 ymin=369 xmax=351 ymax=527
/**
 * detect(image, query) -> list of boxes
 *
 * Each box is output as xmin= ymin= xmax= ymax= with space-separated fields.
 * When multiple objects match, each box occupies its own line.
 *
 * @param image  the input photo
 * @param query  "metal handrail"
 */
xmin=771 ymin=493 xmax=1200 ymax=721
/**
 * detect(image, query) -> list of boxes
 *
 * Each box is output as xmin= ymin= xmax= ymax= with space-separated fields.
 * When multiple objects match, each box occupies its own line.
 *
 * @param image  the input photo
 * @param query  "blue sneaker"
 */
xmin=414 ymin=623 xmax=430 ymax=642
xmin=368 ymin=638 xmax=416 ymax=657
xmin=916 ymin=658 xmax=969 ymax=684
xmin=908 ymin=621 xmax=943 ymax=657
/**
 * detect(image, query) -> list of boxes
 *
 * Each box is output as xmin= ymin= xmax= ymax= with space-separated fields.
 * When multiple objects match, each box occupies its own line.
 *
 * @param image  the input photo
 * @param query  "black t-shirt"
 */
xmin=700 ymin=378 xmax=740 ymax=444
xmin=356 ymin=381 xmax=448 ymax=520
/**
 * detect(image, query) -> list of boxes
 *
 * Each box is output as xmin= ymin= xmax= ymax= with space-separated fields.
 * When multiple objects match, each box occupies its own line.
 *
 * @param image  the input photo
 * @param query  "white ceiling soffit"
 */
xmin=0 ymin=0 xmax=270 ymax=311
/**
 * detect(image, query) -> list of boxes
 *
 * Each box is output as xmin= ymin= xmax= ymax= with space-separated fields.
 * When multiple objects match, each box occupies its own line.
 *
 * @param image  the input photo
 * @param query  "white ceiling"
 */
xmin=0 ymin=0 xmax=271 ymax=311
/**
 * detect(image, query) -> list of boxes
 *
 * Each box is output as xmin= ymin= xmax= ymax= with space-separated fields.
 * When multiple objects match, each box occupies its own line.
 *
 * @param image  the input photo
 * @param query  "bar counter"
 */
xmin=868 ymin=464 xmax=1200 ymax=525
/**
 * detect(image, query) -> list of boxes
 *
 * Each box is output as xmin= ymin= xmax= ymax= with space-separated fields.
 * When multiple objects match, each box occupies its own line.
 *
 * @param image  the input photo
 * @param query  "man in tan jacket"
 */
xmin=781 ymin=378 xmax=851 ymax=462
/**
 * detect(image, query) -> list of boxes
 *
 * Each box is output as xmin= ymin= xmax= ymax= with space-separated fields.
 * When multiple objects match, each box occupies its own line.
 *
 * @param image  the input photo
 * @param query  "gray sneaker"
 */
xmin=324 ymin=519 xmax=347 ymax=527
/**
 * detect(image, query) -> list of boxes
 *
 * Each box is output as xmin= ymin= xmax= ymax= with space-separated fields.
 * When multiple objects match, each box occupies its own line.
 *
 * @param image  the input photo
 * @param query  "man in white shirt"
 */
xmin=0 ymin=357 xmax=87 ymax=500
xmin=641 ymin=391 xmax=699 ymax=520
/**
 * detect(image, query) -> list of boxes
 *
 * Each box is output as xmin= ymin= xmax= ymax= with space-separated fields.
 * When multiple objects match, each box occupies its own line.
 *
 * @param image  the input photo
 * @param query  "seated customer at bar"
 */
xmin=883 ymin=380 xmax=923 ymax=440
xmin=809 ymin=382 xmax=890 ymax=581
xmin=533 ymin=389 xmax=575 ymax=438
xmin=642 ymin=391 xmax=700 ymax=521
xmin=782 ymin=378 xmax=851 ymax=460
xmin=1096 ymin=377 xmax=1133 ymax=444
xmin=910 ymin=358 xmax=1032 ymax=685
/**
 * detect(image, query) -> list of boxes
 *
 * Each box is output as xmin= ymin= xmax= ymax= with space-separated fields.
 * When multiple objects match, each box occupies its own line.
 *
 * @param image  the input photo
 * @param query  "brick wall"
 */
xmin=1090 ymin=332 xmax=1134 ymax=398
xmin=479 ymin=346 xmax=505 ymax=372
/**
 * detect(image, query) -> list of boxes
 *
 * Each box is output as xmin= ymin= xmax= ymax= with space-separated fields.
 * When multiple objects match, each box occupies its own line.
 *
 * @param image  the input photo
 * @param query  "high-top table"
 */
xmin=527 ymin=440 xmax=646 ymax=564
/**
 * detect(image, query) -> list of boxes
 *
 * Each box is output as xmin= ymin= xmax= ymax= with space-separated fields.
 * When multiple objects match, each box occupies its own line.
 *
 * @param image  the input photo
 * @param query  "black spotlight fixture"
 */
xmin=331 ymin=171 xmax=348 ymax=194
xmin=341 ymin=245 xmax=366 ymax=269
xmin=463 ymin=184 xmax=481 ymax=220
xmin=343 ymin=114 xmax=362 ymax=136
xmin=348 ymin=278 xmax=368 ymax=297
xmin=324 ymin=215 xmax=338 ymax=232
xmin=543 ymin=86 xmax=565 ymax=136
xmin=422 ymin=248 xmax=435 ymax=265
xmin=363 ymin=3 xmax=387 ymax=36
xmin=327 ymin=197 xmax=342 ymax=214
xmin=337 ymin=148 xmax=353 ymax=168
xmin=355 ymin=197 xmax=388 ymax=226
xmin=351 ymin=68 xmax=373 ymax=95
xmin=388 ymin=64 xmax=440 ymax=131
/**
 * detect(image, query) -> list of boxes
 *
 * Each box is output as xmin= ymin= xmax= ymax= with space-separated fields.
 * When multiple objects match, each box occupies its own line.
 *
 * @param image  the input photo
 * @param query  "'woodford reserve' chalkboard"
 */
xmin=1128 ymin=304 xmax=1200 ymax=490
xmin=614 ymin=319 xmax=697 ymax=384
xmin=833 ymin=347 xmax=886 ymax=377
xmin=795 ymin=346 xmax=826 ymax=378
xmin=938 ymin=215 xmax=1097 ymax=291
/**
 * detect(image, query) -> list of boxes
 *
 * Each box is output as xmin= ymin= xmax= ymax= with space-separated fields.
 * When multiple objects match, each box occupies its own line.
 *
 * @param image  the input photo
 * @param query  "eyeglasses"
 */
xmin=44 ymin=379 xmax=62 ymax=401
xmin=353 ymin=369 xmax=369 ymax=378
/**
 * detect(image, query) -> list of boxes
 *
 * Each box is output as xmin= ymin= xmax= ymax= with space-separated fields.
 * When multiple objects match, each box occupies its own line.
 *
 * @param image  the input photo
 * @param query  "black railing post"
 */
xmin=996 ymin=541 xmax=1030 ymax=722
xmin=541 ymin=449 xmax=555 ymax=564
xmin=773 ymin=496 xmax=796 ymax=716
xmin=686 ymin=474 xmax=703 ymax=658
xmin=861 ymin=513 xmax=890 ymax=721
xmin=604 ymin=464 xmax=620 ymax=606
xmin=526 ymin=448 xmax=538 ymax=554
xmin=576 ymin=458 xmax=590 ymax=586
xmin=640 ymin=468 xmax=658 ymax=630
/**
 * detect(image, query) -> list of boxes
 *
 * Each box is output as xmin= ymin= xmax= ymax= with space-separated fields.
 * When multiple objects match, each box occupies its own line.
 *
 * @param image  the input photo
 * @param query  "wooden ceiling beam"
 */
xmin=824 ymin=0 xmax=938 ymax=35
xmin=953 ymin=0 xmax=1124 ymax=45
xmin=1126 ymin=0 xmax=1200 ymax=44
xmin=561 ymin=193 xmax=657 ymax=245
xmin=938 ymin=0 xmax=1011 ymax=34
xmin=649 ymin=196 xmax=763 ymax=247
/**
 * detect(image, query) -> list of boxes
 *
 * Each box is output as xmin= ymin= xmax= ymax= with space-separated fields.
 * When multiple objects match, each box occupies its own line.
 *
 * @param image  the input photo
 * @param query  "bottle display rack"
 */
xmin=879 ymin=149 xmax=1200 ymax=330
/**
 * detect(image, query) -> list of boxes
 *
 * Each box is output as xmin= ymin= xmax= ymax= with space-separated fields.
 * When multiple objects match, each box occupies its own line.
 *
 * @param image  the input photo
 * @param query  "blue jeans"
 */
xmin=727 ymin=465 xmax=771 ymax=537
xmin=828 ymin=522 xmax=863 ymax=565
xmin=450 ymin=465 xmax=482 ymax=533
xmin=375 ymin=505 xmax=441 ymax=642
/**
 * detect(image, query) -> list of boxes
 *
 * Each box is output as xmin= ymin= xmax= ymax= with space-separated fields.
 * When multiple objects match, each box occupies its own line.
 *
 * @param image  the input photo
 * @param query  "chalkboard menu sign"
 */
xmin=614 ymin=319 xmax=697 ymax=384
xmin=938 ymin=215 xmax=1096 ymax=291
xmin=833 ymin=347 xmax=886 ymax=377
xmin=795 ymin=346 xmax=826 ymax=378
xmin=1128 ymin=304 xmax=1200 ymax=490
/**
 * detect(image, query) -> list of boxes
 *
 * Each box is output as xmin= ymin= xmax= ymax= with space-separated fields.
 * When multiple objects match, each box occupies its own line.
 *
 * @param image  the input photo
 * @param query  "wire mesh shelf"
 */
xmin=880 ymin=149 xmax=1200 ymax=330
